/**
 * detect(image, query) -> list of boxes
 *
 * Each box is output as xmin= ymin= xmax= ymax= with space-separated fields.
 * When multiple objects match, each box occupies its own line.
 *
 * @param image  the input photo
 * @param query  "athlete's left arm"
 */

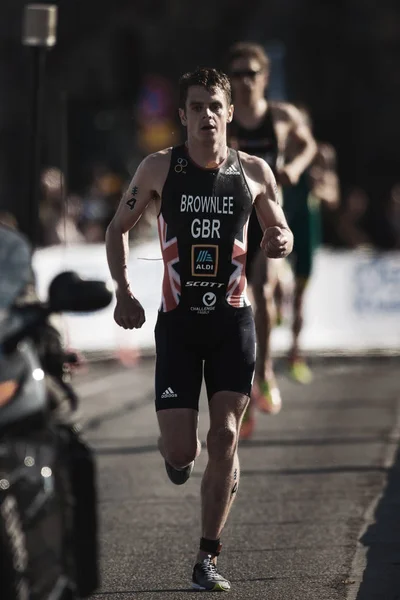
xmin=283 ymin=104 xmax=317 ymax=181
xmin=248 ymin=156 xmax=294 ymax=259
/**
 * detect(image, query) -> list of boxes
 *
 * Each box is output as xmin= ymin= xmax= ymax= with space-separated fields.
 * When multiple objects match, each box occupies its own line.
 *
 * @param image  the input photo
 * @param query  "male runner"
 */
xmin=105 ymin=67 xmax=293 ymax=591
xmin=227 ymin=42 xmax=316 ymax=435
xmin=282 ymin=111 xmax=340 ymax=383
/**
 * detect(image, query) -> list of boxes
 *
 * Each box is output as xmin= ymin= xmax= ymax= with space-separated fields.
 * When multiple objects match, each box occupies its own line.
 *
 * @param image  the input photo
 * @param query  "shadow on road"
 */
xmin=194 ymin=466 xmax=386 ymax=477
xmin=82 ymin=394 xmax=154 ymax=432
xmin=95 ymin=443 xmax=159 ymax=456
xmin=239 ymin=466 xmax=387 ymax=476
xmin=94 ymin=588 xmax=195 ymax=595
xmin=356 ymin=445 xmax=400 ymax=600
xmin=93 ymin=434 xmax=394 ymax=457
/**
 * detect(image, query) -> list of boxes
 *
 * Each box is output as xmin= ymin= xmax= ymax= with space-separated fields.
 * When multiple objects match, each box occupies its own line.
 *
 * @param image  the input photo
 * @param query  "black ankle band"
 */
xmin=200 ymin=537 xmax=222 ymax=556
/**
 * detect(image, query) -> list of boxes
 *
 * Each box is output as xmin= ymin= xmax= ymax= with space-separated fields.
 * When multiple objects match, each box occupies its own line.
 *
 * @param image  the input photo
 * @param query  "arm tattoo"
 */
xmin=126 ymin=186 xmax=139 ymax=210
xmin=273 ymin=180 xmax=279 ymax=201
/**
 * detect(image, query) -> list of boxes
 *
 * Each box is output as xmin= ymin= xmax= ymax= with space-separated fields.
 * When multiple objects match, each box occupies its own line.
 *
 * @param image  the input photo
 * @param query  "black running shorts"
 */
xmin=154 ymin=306 xmax=256 ymax=412
xmin=246 ymin=208 xmax=267 ymax=285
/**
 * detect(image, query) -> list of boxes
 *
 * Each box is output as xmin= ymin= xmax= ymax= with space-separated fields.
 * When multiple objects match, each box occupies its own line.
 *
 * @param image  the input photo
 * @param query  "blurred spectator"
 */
xmin=362 ymin=169 xmax=399 ymax=251
xmin=130 ymin=201 xmax=158 ymax=244
xmin=0 ymin=211 xmax=18 ymax=230
xmin=80 ymin=163 xmax=124 ymax=243
xmin=39 ymin=167 xmax=85 ymax=246
xmin=37 ymin=162 xmax=160 ymax=246
xmin=80 ymin=165 xmax=112 ymax=238
xmin=308 ymin=142 xmax=340 ymax=209
xmin=57 ymin=194 xmax=86 ymax=244
xmin=80 ymin=220 xmax=105 ymax=243
xmin=336 ymin=187 xmax=372 ymax=249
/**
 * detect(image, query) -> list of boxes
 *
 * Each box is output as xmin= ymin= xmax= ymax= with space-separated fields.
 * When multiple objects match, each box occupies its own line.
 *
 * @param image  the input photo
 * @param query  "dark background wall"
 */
xmin=0 ymin=0 xmax=399 ymax=244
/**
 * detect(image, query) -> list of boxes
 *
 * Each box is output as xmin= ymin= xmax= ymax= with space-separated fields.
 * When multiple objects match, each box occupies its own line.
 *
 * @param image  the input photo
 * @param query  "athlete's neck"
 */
xmin=233 ymin=97 xmax=268 ymax=127
xmin=185 ymin=139 xmax=228 ymax=169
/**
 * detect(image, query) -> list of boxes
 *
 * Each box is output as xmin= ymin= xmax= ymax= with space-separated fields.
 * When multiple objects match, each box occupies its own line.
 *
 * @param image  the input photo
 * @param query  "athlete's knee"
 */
xmin=252 ymin=279 xmax=274 ymax=306
xmin=207 ymin=425 xmax=238 ymax=462
xmin=295 ymin=276 xmax=309 ymax=293
xmin=161 ymin=437 xmax=199 ymax=469
xmin=164 ymin=445 xmax=198 ymax=469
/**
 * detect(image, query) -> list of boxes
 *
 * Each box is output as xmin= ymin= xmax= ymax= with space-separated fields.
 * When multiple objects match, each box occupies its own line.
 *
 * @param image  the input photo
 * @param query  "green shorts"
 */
xmin=283 ymin=172 xmax=321 ymax=280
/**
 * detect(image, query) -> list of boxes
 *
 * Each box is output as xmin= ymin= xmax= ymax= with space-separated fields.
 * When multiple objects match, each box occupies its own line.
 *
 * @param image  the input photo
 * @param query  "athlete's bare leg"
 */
xmin=197 ymin=391 xmax=248 ymax=564
xmin=248 ymin=250 xmax=282 ymax=414
xmin=251 ymin=250 xmax=275 ymax=382
xmin=273 ymin=278 xmax=284 ymax=325
xmin=157 ymin=408 xmax=201 ymax=468
xmin=288 ymin=277 xmax=313 ymax=383
xmin=290 ymin=277 xmax=306 ymax=359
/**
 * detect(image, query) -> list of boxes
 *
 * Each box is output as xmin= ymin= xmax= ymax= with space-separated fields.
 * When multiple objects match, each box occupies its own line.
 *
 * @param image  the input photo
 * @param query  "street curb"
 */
xmin=345 ymin=398 xmax=400 ymax=599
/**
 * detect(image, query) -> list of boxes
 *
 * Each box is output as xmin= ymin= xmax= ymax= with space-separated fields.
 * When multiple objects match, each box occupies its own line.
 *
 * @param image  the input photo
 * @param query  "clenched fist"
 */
xmin=261 ymin=226 xmax=293 ymax=258
xmin=276 ymin=165 xmax=299 ymax=187
xmin=114 ymin=289 xmax=146 ymax=329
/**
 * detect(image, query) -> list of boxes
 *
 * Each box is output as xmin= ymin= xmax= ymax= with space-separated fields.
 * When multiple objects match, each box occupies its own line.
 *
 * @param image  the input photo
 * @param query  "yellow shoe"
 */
xmin=240 ymin=407 xmax=255 ymax=440
xmin=253 ymin=380 xmax=282 ymax=415
xmin=289 ymin=359 xmax=313 ymax=384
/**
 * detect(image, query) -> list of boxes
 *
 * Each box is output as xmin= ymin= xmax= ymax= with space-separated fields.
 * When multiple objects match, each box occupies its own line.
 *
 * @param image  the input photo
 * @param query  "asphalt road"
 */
xmin=74 ymin=356 xmax=400 ymax=600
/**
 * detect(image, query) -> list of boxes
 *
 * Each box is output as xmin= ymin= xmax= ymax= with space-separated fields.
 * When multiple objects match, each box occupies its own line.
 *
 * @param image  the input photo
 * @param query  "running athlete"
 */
xmin=105 ymin=67 xmax=293 ymax=592
xmin=280 ymin=110 xmax=340 ymax=383
xmin=226 ymin=42 xmax=317 ymax=435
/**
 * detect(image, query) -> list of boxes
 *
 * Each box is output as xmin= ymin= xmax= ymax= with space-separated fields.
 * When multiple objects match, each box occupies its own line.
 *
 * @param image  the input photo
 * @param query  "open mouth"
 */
xmin=201 ymin=125 xmax=216 ymax=131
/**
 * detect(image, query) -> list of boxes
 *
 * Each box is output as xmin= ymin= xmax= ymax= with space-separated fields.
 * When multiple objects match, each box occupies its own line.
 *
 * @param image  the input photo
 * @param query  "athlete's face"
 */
xmin=230 ymin=57 xmax=268 ymax=103
xmin=179 ymin=86 xmax=233 ymax=143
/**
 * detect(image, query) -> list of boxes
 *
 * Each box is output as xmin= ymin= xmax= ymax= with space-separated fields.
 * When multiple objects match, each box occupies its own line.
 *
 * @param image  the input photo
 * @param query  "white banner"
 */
xmin=32 ymin=244 xmax=400 ymax=354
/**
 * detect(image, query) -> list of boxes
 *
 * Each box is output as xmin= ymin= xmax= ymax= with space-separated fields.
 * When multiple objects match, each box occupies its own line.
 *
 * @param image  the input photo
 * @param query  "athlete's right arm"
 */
xmin=241 ymin=153 xmax=293 ymax=259
xmin=105 ymin=150 xmax=169 ymax=329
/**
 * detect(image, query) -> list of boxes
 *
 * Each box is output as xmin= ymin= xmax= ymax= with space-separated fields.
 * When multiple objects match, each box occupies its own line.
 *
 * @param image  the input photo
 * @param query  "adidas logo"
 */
xmin=161 ymin=387 xmax=178 ymax=398
xmin=225 ymin=164 xmax=240 ymax=175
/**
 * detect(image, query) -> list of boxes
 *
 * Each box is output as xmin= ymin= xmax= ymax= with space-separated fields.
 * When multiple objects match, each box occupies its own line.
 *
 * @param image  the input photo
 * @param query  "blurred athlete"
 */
xmin=227 ymin=42 xmax=316 ymax=437
xmin=279 ymin=109 xmax=340 ymax=382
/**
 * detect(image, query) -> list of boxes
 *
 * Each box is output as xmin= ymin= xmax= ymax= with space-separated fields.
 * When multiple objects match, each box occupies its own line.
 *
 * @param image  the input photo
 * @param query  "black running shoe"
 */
xmin=164 ymin=460 xmax=194 ymax=485
xmin=192 ymin=555 xmax=231 ymax=591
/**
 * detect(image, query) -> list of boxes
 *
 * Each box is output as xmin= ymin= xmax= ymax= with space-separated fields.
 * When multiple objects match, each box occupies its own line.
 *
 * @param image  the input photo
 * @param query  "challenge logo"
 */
xmin=191 ymin=245 xmax=218 ymax=277
xmin=202 ymin=292 xmax=216 ymax=307
xmin=190 ymin=292 xmax=218 ymax=315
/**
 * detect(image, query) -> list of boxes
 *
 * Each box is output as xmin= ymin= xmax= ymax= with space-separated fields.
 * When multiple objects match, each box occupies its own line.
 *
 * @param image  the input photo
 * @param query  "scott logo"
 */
xmin=186 ymin=281 xmax=224 ymax=288
xmin=191 ymin=245 xmax=218 ymax=277
xmin=202 ymin=293 xmax=216 ymax=307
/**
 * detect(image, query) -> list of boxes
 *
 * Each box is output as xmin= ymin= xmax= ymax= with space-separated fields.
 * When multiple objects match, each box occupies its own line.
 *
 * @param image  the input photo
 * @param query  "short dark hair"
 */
xmin=226 ymin=42 xmax=270 ymax=72
xmin=179 ymin=67 xmax=232 ymax=109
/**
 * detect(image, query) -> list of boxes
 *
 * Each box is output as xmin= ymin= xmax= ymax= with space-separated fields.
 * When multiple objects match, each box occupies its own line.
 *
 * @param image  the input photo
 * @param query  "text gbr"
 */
xmin=180 ymin=194 xmax=234 ymax=239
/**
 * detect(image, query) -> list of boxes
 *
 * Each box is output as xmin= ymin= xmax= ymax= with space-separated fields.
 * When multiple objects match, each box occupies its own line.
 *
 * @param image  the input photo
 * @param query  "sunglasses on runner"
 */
xmin=230 ymin=70 xmax=262 ymax=79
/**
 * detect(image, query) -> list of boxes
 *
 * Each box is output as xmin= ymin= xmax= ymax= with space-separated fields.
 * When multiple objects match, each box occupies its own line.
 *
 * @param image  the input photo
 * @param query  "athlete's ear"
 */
xmin=179 ymin=108 xmax=187 ymax=126
xmin=227 ymin=104 xmax=234 ymax=123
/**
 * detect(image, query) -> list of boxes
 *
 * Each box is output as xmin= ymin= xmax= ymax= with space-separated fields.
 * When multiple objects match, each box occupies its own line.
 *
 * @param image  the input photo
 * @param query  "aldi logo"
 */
xmin=191 ymin=245 xmax=218 ymax=277
xmin=197 ymin=249 xmax=213 ymax=263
